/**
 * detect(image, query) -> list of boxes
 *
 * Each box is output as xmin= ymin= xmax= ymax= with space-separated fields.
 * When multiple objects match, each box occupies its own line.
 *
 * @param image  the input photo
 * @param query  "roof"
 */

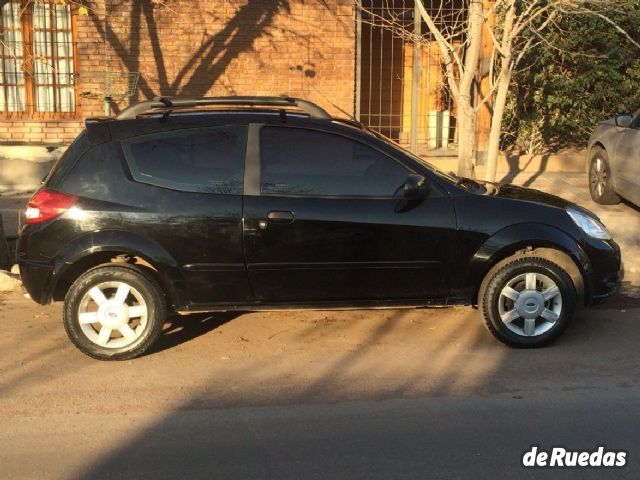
xmin=84 ymin=96 xmax=366 ymax=143
xmin=117 ymin=96 xmax=331 ymax=120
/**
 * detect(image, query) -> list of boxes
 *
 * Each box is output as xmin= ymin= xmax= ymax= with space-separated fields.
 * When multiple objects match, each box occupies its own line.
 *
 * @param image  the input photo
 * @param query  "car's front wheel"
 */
xmin=589 ymin=147 xmax=620 ymax=204
xmin=481 ymin=257 xmax=576 ymax=347
xmin=63 ymin=264 xmax=166 ymax=360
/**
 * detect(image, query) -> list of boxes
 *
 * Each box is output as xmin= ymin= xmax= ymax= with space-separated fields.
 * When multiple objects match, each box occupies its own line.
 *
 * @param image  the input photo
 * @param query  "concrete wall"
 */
xmin=0 ymin=146 xmax=60 ymax=193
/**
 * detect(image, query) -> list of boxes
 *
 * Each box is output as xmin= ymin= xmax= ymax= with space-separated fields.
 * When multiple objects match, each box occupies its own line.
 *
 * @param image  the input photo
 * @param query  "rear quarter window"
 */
xmin=120 ymin=126 xmax=246 ymax=194
xmin=44 ymin=132 xmax=91 ymax=188
xmin=58 ymin=141 xmax=130 ymax=201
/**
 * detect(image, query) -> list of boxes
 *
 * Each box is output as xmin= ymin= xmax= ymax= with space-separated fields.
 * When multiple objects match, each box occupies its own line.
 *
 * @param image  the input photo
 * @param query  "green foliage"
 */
xmin=504 ymin=3 xmax=640 ymax=153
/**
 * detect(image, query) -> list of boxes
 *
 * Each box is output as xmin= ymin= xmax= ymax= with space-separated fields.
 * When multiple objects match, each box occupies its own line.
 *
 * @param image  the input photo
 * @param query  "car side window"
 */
xmin=260 ymin=127 xmax=411 ymax=197
xmin=121 ymin=126 xmax=246 ymax=194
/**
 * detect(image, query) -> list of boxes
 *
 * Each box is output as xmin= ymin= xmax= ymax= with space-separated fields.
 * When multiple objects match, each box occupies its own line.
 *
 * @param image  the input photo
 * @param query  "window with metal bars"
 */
xmin=0 ymin=1 xmax=77 ymax=117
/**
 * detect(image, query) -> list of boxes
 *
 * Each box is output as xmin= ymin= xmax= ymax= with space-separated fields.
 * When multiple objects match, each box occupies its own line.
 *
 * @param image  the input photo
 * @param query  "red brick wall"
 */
xmin=0 ymin=120 xmax=84 ymax=144
xmin=0 ymin=0 xmax=356 ymax=145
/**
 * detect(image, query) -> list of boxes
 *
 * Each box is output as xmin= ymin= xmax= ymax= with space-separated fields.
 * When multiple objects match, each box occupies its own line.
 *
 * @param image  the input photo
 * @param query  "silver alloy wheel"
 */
xmin=590 ymin=156 xmax=607 ymax=198
xmin=77 ymin=281 xmax=148 ymax=349
xmin=497 ymin=272 xmax=562 ymax=337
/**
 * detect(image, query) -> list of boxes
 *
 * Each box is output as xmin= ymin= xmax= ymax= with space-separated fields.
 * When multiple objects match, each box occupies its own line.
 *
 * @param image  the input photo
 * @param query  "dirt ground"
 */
xmin=1 ymin=281 xmax=639 ymax=479
xmin=1 ymin=279 xmax=638 ymax=417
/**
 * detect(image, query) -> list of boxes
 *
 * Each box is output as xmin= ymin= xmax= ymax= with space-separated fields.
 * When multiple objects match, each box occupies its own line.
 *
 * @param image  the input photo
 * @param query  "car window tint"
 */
xmin=44 ymin=132 xmax=91 ymax=188
xmin=121 ymin=127 xmax=246 ymax=194
xmin=260 ymin=127 xmax=411 ymax=197
xmin=59 ymin=141 xmax=130 ymax=202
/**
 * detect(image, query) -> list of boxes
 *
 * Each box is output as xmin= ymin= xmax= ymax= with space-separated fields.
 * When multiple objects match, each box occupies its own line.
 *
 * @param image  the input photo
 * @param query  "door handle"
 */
xmin=267 ymin=210 xmax=295 ymax=223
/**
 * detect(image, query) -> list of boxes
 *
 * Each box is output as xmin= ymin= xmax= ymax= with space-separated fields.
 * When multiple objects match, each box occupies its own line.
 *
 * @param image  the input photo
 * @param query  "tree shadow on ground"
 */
xmin=499 ymin=152 xmax=550 ymax=185
xmin=71 ymin=302 xmax=640 ymax=479
xmin=149 ymin=311 xmax=243 ymax=355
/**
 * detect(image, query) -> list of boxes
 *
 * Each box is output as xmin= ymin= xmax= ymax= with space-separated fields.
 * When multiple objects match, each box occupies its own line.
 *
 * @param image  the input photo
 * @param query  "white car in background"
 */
xmin=587 ymin=111 xmax=640 ymax=206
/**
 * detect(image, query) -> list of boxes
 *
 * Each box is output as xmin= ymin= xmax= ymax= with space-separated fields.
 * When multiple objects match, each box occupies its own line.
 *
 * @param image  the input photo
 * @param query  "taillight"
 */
xmin=25 ymin=188 xmax=77 ymax=224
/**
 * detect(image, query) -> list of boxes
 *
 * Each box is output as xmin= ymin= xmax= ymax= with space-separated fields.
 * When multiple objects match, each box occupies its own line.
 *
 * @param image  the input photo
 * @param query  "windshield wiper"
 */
xmin=450 ymin=174 xmax=487 ymax=192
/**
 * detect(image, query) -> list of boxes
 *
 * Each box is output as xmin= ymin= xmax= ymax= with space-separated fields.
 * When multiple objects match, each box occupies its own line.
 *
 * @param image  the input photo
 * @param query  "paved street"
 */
xmin=1 ymin=285 xmax=639 ymax=479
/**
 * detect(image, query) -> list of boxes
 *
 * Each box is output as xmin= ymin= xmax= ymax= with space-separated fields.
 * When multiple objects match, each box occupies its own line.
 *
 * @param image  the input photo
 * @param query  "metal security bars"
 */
xmin=0 ymin=0 xmax=77 ymax=117
xmin=32 ymin=2 xmax=76 ymax=113
xmin=358 ymin=0 xmax=462 ymax=155
xmin=0 ymin=2 xmax=26 ymax=112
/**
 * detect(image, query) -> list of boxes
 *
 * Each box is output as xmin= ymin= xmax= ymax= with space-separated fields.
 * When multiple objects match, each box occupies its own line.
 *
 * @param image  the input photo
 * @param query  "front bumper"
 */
xmin=584 ymin=238 xmax=621 ymax=305
xmin=590 ymin=270 xmax=620 ymax=304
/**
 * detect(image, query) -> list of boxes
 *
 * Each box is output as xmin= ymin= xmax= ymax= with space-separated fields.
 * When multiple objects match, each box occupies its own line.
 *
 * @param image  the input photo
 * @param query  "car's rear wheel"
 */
xmin=63 ymin=264 xmax=165 ymax=360
xmin=481 ymin=257 xmax=576 ymax=347
xmin=589 ymin=147 xmax=620 ymax=204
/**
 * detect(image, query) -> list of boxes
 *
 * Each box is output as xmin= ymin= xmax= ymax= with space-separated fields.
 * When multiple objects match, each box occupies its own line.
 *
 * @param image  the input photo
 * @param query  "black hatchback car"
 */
xmin=19 ymin=96 xmax=621 ymax=360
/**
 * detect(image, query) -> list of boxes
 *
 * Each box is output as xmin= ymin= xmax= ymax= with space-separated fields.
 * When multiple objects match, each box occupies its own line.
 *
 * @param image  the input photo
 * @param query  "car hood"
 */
xmin=480 ymin=181 xmax=574 ymax=209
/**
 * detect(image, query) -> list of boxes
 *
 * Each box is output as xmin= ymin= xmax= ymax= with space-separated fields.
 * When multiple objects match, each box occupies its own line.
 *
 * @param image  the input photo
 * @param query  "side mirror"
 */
xmin=615 ymin=114 xmax=633 ymax=128
xmin=402 ymin=174 xmax=430 ymax=199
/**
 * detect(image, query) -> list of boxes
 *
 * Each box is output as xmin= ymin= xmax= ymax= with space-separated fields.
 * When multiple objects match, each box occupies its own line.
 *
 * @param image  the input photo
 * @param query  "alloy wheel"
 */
xmin=497 ymin=272 xmax=562 ymax=337
xmin=590 ymin=156 xmax=607 ymax=198
xmin=77 ymin=281 xmax=148 ymax=348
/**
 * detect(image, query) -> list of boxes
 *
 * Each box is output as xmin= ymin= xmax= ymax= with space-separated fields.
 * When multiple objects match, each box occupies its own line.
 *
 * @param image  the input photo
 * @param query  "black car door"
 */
xmin=242 ymin=124 xmax=458 ymax=303
xmin=119 ymin=125 xmax=252 ymax=305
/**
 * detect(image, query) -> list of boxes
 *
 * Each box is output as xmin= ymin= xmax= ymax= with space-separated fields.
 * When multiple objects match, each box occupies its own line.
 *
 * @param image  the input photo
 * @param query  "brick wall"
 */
xmin=0 ymin=120 xmax=85 ymax=144
xmin=0 ymin=0 xmax=356 ymax=145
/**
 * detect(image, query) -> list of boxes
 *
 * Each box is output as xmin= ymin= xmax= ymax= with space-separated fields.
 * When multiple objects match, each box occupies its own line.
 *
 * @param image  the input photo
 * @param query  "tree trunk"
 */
xmin=456 ymin=101 xmax=477 ymax=177
xmin=484 ymin=0 xmax=517 ymax=183
xmin=484 ymin=63 xmax=512 ymax=182
xmin=455 ymin=0 xmax=484 ymax=178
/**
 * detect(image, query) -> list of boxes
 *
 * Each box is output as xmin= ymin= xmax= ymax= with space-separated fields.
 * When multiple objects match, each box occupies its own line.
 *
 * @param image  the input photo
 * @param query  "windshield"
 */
xmin=364 ymin=128 xmax=487 ymax=193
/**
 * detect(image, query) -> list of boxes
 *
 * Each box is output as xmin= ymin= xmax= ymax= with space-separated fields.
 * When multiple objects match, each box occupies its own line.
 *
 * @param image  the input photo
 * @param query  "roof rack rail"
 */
xmin=116 ymin=95 xmax=332 ymax=120
xmin=331 ymin=117 xmax=366 ymax=130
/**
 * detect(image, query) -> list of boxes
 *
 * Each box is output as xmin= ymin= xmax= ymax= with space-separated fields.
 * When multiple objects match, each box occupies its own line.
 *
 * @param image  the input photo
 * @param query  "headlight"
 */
xmin=566 ymin=207 xmax=611 ymax=240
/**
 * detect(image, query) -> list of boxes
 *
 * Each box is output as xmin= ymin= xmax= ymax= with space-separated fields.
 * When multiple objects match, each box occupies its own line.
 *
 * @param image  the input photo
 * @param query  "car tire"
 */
xmin=589 ymin=147 xmax=620 ymax=204
xmin=63 ymin=263 xmax=166 ymax=360
xmin=481 ymin=257 xmax=576 ymax=348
